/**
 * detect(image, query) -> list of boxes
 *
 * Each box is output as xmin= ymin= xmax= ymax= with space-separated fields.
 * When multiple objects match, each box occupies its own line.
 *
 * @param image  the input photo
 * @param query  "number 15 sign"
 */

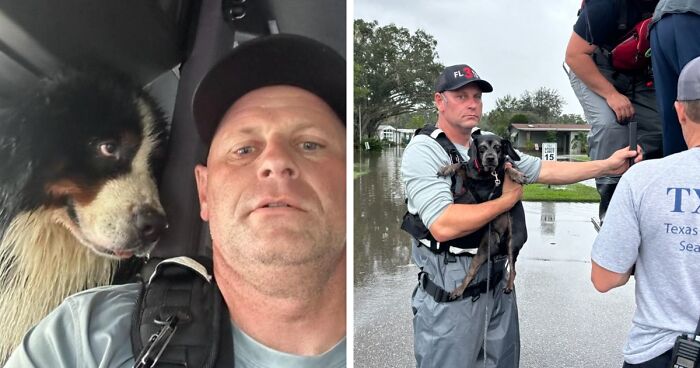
xmin=542 ymin=142 xmax=557 ymax=161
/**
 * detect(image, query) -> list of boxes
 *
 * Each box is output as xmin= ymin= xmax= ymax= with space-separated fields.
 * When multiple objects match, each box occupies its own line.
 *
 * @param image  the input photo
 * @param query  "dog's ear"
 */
xmin=502 ymin=139 xmax=520 ymax=161
xmin=468 ymin=135 xmax=480 ymax=161
xmin=471 ymin=129 xmax=482 ymax=139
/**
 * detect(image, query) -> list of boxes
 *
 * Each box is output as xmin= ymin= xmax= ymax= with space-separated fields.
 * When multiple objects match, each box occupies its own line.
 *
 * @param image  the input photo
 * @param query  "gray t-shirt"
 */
xmin=592 ymin=148 xmax=700 ymax=364
xmin=401 ymin=132 xmax=542 ymax=230
xmin=5 ymin=283 xmax=346 ymax=368
xmin=652 ymin=0 xmax=700 ymax=24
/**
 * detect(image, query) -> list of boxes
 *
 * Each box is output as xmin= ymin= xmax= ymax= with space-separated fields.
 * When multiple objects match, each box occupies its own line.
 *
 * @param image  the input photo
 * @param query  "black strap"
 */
xmin=131 ymin=256 xmax=232 ymax=368
xmin=418 ymin=268 xmax=504 ymax=303
xmin=416 ymin=124 xmax=464 ymax=165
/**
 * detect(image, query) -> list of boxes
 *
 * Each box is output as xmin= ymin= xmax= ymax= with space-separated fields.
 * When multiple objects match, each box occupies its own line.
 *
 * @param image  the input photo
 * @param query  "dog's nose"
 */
xmin=135 ymin=207 xmax=167 ymax=243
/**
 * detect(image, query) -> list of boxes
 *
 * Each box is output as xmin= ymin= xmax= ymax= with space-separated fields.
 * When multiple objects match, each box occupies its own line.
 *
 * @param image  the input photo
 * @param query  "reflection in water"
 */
xmin=354 ymin=148 xmax=412 ymax=287
xmin=540 ymin=201 xmax=556 ymax=236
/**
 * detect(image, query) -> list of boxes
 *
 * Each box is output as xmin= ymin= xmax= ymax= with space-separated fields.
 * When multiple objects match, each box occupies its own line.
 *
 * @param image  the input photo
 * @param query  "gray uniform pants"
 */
xmin=412 ymin=241 xmax=520 ymax=368
xmin=568 ymin=50 xmax=662 ymax=185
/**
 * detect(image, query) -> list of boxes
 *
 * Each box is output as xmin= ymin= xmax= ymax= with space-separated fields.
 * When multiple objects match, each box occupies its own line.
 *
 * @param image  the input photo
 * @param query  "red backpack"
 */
xmin=578 ymin=0 xmax=655 ymax=72
xmin=610 ymin=17 xmax=652 ymax=72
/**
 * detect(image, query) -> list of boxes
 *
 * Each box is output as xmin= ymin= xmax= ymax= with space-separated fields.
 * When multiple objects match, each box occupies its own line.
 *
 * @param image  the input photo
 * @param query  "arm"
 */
xmin=537 ymin=145 xmax=642 ymax=185
xmin=565 ymin=31 xmax=633 ymax=122
xmin=590 ymin=174 xmax=640 ymax=293
xmin=591 ymin=261 xmax=632 ymax=292
xmin=4 ymin=302 xmax=78 ymax=367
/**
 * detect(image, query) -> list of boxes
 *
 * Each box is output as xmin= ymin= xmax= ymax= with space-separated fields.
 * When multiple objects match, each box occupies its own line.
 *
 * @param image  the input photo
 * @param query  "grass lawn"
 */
xmin=523 ymin=183 xmax=600 ymax=202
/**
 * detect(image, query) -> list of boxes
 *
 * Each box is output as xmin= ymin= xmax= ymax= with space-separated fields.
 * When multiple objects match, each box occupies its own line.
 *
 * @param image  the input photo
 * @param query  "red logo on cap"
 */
xmin=463 ymin=66 xmax=474 ymax=79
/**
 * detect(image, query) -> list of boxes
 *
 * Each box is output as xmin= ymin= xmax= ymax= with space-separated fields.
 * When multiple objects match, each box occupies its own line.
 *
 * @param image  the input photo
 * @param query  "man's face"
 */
xmin=436 ymin=83 xmax=483 ymax=132
xmin=194 ymin=85 xmax=346 ymax=272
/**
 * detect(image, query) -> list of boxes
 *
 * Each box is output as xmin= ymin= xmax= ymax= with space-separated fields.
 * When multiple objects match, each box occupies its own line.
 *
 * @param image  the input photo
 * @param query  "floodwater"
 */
xmin=354 ymin=148 xmax=636 ymax=368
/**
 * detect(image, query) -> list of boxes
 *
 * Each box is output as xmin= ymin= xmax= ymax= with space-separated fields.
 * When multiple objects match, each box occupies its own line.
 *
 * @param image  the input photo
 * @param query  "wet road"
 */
xmin=354 ymin=149 xmax=636 ymax=368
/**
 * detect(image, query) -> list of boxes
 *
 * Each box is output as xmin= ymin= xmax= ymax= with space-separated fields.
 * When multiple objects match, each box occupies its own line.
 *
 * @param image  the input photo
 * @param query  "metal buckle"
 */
xmin=491 ymin=171 xmax=501 ymax=186
xmin=133 ymin=315 xmax=179 ymax=368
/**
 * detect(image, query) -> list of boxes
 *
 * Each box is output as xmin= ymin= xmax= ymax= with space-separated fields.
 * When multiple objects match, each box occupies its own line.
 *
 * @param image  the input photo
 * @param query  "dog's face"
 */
xmin=469 ymin=130 xmax=520 ymax=173
xmin=2 ymin=72 xmax=169 ymax=259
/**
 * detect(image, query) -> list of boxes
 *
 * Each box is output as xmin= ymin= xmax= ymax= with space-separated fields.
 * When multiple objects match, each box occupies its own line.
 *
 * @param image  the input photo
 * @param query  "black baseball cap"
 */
xmin=192 ymin=34 xmax=346 ymax=145
xmin=434 ymin=64 xmax=493 ymax=93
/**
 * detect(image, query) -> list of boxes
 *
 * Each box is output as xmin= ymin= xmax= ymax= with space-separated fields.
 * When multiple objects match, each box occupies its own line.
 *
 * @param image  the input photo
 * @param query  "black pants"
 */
xmin=622 ymin=349 xmax=672 ymax=368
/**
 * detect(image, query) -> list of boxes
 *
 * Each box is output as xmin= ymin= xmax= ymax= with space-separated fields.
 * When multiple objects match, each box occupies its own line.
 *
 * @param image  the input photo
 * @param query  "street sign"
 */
xmin=542 ymin=142 xmax=557 ymax=161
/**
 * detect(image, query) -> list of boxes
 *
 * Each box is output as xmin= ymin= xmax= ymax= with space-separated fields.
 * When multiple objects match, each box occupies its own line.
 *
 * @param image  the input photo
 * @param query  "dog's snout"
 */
xmin=135 ymin=207 xmax=167 ymax=243
xmin=484 ymin=153 xmax=498 ymax=163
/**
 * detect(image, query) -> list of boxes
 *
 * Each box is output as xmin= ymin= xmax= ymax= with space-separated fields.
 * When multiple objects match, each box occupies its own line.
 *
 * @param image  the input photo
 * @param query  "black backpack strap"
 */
xmin=131 ymin=256 xmax=232 ymax=368
xmin=416 ymin=124 xmax=463 ymax=165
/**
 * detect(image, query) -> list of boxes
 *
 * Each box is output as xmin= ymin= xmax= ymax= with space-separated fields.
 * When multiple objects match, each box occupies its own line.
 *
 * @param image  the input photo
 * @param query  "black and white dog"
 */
xmin=0 ymin=69 xmax=168 ymax=361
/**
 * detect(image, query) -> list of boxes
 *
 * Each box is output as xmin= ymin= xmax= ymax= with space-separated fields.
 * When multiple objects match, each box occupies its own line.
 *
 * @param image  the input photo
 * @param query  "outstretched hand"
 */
xmin=604 ymin=145 xmax=643 ymax=176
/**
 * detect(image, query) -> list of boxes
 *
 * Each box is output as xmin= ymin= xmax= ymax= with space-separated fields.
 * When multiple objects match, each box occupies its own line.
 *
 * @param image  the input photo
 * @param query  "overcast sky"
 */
xmin=354 ymin=0 xmax=586 ymax=116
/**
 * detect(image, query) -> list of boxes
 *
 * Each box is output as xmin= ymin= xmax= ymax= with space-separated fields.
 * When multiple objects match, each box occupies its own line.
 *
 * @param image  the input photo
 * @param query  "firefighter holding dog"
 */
xmin=401 ymin=64 xmax=642 ymax=368
xmin=565 ymin=0 xmax=663 ymax=224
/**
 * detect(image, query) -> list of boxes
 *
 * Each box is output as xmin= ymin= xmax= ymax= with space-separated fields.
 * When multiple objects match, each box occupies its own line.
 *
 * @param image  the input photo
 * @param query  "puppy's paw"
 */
xmin=437 ymin=163 xmax=462 ymax=178
xmin=505 ymin=167 xmax=527 ymax=184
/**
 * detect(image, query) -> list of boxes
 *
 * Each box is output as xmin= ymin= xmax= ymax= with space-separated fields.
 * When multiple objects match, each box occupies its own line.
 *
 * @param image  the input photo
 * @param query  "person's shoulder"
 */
xmin=403 ymin=133 xmax=446 ymax=158
xmin=64 ymin=282 xmax=140 ymax=317
xmin=621 ymin=152 xmax=688 ymax=184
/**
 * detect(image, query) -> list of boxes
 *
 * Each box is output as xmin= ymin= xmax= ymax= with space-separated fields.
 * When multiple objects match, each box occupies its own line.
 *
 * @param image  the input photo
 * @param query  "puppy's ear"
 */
xmin=502 ymin=139 xmax=520 ymax=161
xmin=468 ymin=136 xmax=479 ymax=161
xmin=471 ymin=129 xmax=482 ymax=139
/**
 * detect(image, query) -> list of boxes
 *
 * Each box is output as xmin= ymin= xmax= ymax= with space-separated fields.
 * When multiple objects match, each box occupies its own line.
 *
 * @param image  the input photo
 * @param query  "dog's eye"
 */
xmin=97 ymin=141 xmax=119 ymax=158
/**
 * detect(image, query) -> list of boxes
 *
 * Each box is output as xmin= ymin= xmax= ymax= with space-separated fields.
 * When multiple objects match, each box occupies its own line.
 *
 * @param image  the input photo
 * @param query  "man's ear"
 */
xmin=435 ymin=92 xmax=445 ymax=111
xmin=675 ymin=101 xmax=688 ymax=127
xmin=194 ymin=164 xmax=209 ymax=222
xmin=502 ymin=139 xmax=520 ymax=161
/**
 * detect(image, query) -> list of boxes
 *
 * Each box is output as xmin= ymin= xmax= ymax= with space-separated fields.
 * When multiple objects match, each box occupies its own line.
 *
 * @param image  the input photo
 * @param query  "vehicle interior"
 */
xmin=0 ymin=0 xmax=345 ymax=265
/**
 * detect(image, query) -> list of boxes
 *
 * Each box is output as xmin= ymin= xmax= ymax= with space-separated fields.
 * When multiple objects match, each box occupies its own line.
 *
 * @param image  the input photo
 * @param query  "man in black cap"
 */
xmin=401 ymin=64 xmax=641 ymax=368
xmin=5 ymin=34 xmax=346 ymax=368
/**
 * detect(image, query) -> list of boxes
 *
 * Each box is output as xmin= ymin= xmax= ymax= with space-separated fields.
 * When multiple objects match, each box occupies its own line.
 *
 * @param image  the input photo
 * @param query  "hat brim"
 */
xmin=192 ymin=34 xmax=346 ymax=145
xmin=443 ymin=79 xmax=493 ymax=93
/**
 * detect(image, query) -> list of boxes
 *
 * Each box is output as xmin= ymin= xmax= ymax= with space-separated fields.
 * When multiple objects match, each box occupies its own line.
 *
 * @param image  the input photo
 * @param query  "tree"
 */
xmin=354 ymin=19 xmax=444 ymax=138
xmin=555 ymin=113 xmax=587 ymax=125
xmin=516 ymin=87 xmax=564 ymax=123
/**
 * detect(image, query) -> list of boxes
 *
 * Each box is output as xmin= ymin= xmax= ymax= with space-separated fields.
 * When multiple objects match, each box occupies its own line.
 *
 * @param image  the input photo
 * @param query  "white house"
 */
xmin=375 ymin=125 xmax=415 ymax=145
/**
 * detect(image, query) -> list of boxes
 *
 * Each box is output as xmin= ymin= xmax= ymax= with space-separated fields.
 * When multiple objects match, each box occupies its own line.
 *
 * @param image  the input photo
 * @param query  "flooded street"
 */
xmin=354 ymin=148 xmax=636 ymax=368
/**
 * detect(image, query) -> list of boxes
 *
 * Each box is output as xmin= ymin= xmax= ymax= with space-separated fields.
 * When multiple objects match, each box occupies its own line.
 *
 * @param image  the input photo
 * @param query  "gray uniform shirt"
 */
xmin=652 ymin=0 xmax=700 ymax=24
xmin=5 ymin=283 xmax=346 ymax=368
xmin=592 ymin=148 xmax=700 ymax=364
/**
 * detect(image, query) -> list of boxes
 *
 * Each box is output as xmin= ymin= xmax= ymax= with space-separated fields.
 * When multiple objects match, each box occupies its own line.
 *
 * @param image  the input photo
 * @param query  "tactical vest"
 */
xmin=400 ymin=124 xmax=491 ymax=253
